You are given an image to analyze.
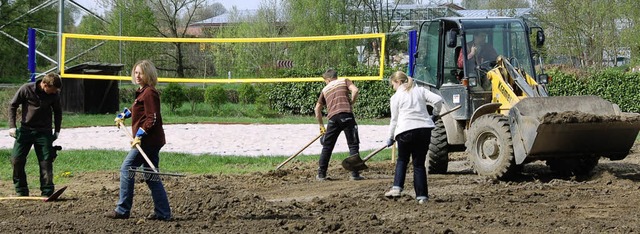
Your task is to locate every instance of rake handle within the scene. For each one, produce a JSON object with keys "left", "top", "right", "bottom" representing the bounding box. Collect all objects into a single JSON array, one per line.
[
  {"left": 362, "top": 144, "right": 389, "bottom": 162},
  {"left": 118, "top": 122, "right": 159, "bottom": 173},
  {"left": 276, "top": 133, "right": 324, "bottom": 170}
]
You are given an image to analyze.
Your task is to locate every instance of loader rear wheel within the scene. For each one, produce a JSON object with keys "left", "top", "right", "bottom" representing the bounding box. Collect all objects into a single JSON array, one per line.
[
  {"left": 546, "top": 157, "right": 600, "bottom": 176},
  {"left": 427, "top": 119, "right": 448, "bottom": 174},
  {"left": 466, "top": 114, "right": 518, "bottom": 180}
]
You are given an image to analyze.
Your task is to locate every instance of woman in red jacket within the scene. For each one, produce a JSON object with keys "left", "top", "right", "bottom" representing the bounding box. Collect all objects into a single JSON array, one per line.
[{"left": 107, "top": 60, "right": 172, "bottom": 221}]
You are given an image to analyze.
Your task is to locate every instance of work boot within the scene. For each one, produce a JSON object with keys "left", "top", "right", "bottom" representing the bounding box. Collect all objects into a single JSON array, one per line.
[
  {"left": 384, "top": 187, "right": 402, "bottom": 198},
  {"left": 316, "top": 171, "right": 328, "bottom": 181},
  {"left": 105, "top": 211, "right": 130, "bottom": 219},
  {"left": 39, "top": 160, "right": 55, "bottom": 197},
  {"left": 147, "top": 213, "right": 173, "bottom": 221},
  {"left": 417, "top": 196, "right": 429, "bottom": 204},
  {"left": 350, "top": 171, "right": 365, "bottom": 181}
]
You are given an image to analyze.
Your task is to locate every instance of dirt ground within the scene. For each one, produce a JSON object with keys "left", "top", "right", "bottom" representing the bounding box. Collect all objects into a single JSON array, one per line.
[{"left": 0, "top": 140, "right": 638, "bottom": 234}]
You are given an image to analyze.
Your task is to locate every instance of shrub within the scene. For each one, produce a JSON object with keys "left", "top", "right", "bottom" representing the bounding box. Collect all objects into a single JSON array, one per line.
[
  {"left": 226, "top": 89, "right": 239, "bottom": 104},
  {"left": 238, "top": 83, "right": 258, "bottom": 104},
  {"left": 260, "top": 66, "right": 396, "bottom": 118},
  {"left": 185, "top": 86, "right": 205, "bottom": 113},
  {"left": 547, "top": 68, "right": 640, "bottom": 113},
  {"left": 0, "top": 87, "right": 19, "bottom": 124},
  {"left": 162, "top": 83, "right": 187, "bottom": 112},
  {"left": 119, "top": 86, "right": 137, "bottom": 105},
  {"left": 204, "top": 85, "right": 228, "bottom": 110}
]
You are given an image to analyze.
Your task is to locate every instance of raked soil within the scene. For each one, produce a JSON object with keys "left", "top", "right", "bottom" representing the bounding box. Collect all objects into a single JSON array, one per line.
[{"left": 1, "top": 124, "right": 640, "bottom": 233}]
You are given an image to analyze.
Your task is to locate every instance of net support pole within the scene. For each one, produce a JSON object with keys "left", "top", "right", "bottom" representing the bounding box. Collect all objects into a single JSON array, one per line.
[
  {"left": 57, "top": 0, "right": 64, "bottom": 73},
  {"left": 28, "top": 28, "right": 36, "bottom": 82},
  {"left": 407, "top": 30, "right": 417, "bottom": 77}
]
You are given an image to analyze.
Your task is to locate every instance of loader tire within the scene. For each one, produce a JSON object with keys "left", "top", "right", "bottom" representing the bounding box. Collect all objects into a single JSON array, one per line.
[
  {"left": 466, "top": 114, "right": 518, "bottom": 180},
  {"left": 546, "top": 157, "right": 600, "bottom": 176},
  {"left": 427, "top": 119, "right": 449, "bottom": 174}
]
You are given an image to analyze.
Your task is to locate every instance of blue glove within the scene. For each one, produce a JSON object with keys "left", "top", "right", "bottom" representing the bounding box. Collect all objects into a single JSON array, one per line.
[
  {"left": 117, "top": 108, "right": 132, "bottom": 119},
  {"left": 135, "top": 127, "right": 147, "bottom": 138},
  {"left": 386, "top": 138, "right": 396, "bottom": 147},
  {"left": 114, "top": 108, "right": 132, "bottom": 128}
]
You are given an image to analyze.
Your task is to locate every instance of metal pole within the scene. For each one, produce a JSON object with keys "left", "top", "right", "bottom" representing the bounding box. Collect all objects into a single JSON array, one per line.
[
  {"left": 57, "top": 0, "right": 64, "bottom": 73},
  {"left": 119, "top": 4, "right": 122, "bottom": 64},
  {"left": 28, "top": 28, "right": 36, "bottom": 82}
]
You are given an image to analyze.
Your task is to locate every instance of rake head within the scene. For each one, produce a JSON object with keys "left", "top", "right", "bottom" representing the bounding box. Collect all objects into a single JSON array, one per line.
[{"left": 126, "top": 167, "right": 186, "bottom": 182}]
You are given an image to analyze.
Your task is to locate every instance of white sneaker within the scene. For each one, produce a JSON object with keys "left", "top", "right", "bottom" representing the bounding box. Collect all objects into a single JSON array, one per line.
[
  {"left": 417, "top": 196, "right": 429, "bottom": 204},
  {"left": 316, "top": 174, "right": 328, "bottom": 181},
  {"left": 384, "top": 187, "right": 402, "bottom": 197}
]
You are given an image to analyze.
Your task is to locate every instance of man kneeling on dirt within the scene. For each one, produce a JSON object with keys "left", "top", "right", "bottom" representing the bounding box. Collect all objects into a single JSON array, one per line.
[
  {"left": 8, "top": 73, "right": 62, "bottom": 197},
  {"left": 315, "top": 68, "right": 364, "bottom": 181}
]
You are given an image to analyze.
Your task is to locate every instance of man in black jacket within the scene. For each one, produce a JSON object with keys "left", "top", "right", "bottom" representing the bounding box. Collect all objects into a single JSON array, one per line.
[{"left": 8, "top": 72, "right": 62, "bottom": 197}]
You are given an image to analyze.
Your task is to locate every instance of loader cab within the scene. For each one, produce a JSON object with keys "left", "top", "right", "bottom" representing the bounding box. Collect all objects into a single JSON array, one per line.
[{"left": 412, "top": 17, "right": 540, "bottom": 119}]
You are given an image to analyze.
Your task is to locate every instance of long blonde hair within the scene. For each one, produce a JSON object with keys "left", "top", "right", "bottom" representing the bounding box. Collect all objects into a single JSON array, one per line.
[
  {"left": 131, "top": 60, "right": 159, "bottom": 87},
  {"left": 389, "top": 71, "right": 414, "bottom": 91}
]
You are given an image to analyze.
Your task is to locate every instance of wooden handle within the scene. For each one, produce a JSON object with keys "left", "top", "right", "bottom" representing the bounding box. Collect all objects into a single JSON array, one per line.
[
  {"left": 363, "top": 144, "right": 389, "bottom": 162},
  {"left": 119, "top": 122, "right": 159, "bottom": 172},
  {"left": 276, "top": 133, "right": 324, "bottom": 170}
]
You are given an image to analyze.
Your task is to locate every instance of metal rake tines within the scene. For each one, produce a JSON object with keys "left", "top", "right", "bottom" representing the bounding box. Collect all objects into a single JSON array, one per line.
[{"left": 127, "top": 166, "right": 186, "bottom": 181}]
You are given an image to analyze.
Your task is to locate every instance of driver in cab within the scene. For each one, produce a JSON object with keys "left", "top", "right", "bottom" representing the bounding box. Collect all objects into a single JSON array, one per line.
[{"left": 457, "top": 31, "right": 498, "bottom": 70}]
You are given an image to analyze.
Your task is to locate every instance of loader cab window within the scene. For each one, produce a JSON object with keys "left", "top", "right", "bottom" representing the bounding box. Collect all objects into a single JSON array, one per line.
[
  {"left": 414, "top": 21, "right": 438, "bottom": 86},
  {"left": 444, "top": 29, "right": 462, "bottom": 84},
  {"left": 459, "top": 29, "right": 498, "bottom": 90},
  {"left": 505, "top": 23, "right": 535, "bottom": 79},
  {"left": 460, "top": 29, "right": 499, "bottom": 75}
]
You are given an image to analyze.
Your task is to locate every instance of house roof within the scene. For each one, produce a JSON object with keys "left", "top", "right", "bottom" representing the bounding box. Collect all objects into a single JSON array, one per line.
[
  {"left": 190, "top": 6, "right": 533, "bottom": 27},
  {"left": 455, "top": 8, "right": 532, "bottom": 18},
  {"left": 191, "top": 10, "right": 258, "bottom": 26}
]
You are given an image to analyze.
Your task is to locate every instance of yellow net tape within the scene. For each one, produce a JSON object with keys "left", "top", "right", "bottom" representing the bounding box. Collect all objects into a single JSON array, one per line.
[{"left": 61, "top": 33, "right": 386, "bottom": 83}]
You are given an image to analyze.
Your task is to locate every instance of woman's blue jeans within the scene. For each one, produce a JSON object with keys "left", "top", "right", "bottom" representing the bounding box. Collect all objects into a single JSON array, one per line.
[
  {"left": 115, "top": 145, "right": 171, "bottom": 219},
  {"left": 393, "top": 128, "right": 432, "bottom": 199}
]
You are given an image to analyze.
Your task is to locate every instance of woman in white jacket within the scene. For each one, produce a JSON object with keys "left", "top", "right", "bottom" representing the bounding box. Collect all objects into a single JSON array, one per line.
[{"left": 384, "top": 71, "right": 443, "bottom": 204}]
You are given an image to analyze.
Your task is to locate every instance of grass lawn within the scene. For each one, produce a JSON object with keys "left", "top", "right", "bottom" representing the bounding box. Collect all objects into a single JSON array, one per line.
[{"left": 0, "top": 147, "right": 395, "bottom": 188}]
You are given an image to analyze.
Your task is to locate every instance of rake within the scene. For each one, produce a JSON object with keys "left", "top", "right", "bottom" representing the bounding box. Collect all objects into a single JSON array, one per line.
[{"left": 118, "top": 122, "right": 185, "bottom": 181}]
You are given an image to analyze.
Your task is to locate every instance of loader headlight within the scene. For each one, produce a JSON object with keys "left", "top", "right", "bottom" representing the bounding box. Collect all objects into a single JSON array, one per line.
[
  {"left": 468, "top": 77, "right": 477, "bottom": 87},
  {"left": 538, "top": 74, "right": 549, "bottom": 84}
]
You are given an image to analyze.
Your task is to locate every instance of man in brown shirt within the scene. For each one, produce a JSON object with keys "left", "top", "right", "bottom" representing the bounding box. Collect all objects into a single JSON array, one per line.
[{"left": 314, "top": 69, "right": 364, "bottom": 181}]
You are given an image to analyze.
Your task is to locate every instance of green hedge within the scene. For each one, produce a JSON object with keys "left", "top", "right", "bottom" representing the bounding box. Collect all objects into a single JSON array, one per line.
[
  {"left": 119, "top": 66, "right": 400, "bottom": 118},
  {"left": 546, "top": 68, "right": 640, "bottom": 113},
  {"left": 261, "top": 66, "right": 397, "bottom": 118}
]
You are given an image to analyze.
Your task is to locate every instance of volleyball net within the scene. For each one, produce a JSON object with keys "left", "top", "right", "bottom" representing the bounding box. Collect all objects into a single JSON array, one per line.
[{"left": 61, "top": 33, "right": 386, "bottom": 83}]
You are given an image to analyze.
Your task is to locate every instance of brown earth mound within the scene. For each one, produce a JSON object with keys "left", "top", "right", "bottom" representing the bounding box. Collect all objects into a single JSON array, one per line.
[{"left": 541, "top": 111, "right": 640, "bottom": 124}]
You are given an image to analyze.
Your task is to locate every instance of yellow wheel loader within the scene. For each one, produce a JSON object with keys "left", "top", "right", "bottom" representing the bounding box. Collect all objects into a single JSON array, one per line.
[{"left": 412, "top": 17, "right": 640, "bottom": 179}]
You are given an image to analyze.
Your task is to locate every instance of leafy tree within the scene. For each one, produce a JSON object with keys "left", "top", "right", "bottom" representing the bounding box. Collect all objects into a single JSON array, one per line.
[
  {"left": 285, "top": 0, "right": 352, "bottom": 68},
  {"left": 210, "top": 3, "right": 287, "bottom": 78},
  {"left": 0, "top": 0, "right": 75, "bottom": 78},
  {"left": 73, "top": 0, "right": 158, "bottom": 71},
  {"left": 533, "top": 0, "right": 621, "bottom": 68}
]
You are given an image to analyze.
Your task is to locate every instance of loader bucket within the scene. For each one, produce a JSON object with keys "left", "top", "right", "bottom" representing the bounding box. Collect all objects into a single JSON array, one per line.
[{"left": 509, "top": 96, "right": 640, "bottom": 164}]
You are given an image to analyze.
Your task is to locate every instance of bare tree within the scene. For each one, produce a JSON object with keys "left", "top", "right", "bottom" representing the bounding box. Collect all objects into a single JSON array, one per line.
[{"left": 147, "top": 0, "right": 207, "bottom": 77}]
